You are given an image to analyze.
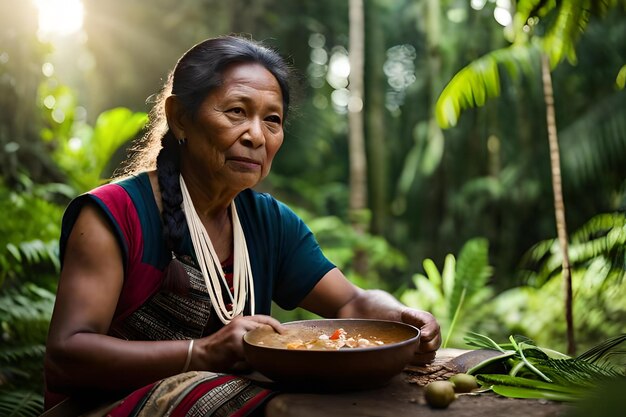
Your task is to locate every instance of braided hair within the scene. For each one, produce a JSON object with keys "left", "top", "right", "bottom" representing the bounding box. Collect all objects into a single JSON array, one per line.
[{"left": 115, "top": 35, "right": 293, "bottom": 290}]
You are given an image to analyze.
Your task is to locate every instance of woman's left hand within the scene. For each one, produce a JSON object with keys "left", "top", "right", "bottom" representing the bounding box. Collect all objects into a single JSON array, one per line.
[
  {"left": 298, "top": 269, "right": 442, "bottom": 364},
  {"left": 400, "top": 308, "right": 441, "bottom": 365}
]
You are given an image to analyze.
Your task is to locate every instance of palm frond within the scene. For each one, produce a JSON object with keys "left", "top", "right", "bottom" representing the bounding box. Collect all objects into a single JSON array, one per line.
[
  {"left": 534, "top": 357, "right": 624, "bottom": 387},
  {"left": 589, "top": 0, "right": 626, "bottom": 16},
  {"left": 437, "top": 0, "right": 624, "bottom": 130},
  {"left": 520, "top": 212, "right": 626, "bottom": 285},
  {"left": 515, "top": 0, "right": 556, "bottom": 23},
  {"left": 571, "top": 213, "right": 626, "bottom": 244},
  {"left": 576, "top": 334, "right": 626, "bottom": 365},
  {"left": 560, "top": 92, "right": 626, "bottom": 187},
  {"left": 435, "top": 45, "right": 537, "bottom": 128},
  {"left": 541, "top": 0, "right": 592, "bottom": 66}
]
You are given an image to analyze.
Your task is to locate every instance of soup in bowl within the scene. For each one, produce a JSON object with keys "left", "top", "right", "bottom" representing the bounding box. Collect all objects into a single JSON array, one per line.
[{"left": 243, "top": 318, "right": 420, "bottom": 391}]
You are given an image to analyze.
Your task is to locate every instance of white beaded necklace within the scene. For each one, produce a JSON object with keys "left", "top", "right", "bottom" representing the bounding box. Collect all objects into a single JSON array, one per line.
[{"left": 179, "top": 175, "right": 255, "bottom": 324}]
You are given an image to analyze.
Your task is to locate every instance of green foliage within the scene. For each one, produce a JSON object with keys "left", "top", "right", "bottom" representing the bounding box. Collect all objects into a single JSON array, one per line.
[
  {"left": 532, "top": 0, "right": 591, "bottom": 66},
  {"left": 399, "top": 238, "right": 493, "bottom": 348},
  {"left": 271, "top": 206, "right": 408, "bottom": 323},
  {"left": 0, "top": 390, "right": 44, "bottom": 417},
  {"left": 435, "top": 0, "right": 625, "bottom": 129},
  {"left": 0, "top": 0, "right": 623, "bottom": 414},
  {"left": 436, "top": 45, "right": 535, "bottom": 128},
  {"left": 0, "top": 81, "right": 147, "bottom": 416},
  {"left": 294, "top": 208, "right": 407, "bottom": 290},
  {"left": 0, "top": 284, "right": 54, "bottom": 417},
  {"left": 39, "top": 84, "right": 148, "bottom": 193},
  {"left": 566, "top": 377, "right": 626, "bottom": 417},
  {"left": 559, "top": 93, "right": 626, "bottom": 188},
  {"left": 465, "top": 332, "right": 626, "bottom": 402},
  {"left": 0, "top": 176, "right": 67, "bottom": 287},
  {"left": 475, "top": 212, "right": 626, "bottom": 353},
  {"left": 617, "top": 65, "right": 626, "bottom": 89},
  {"left": 522, "top": 212, "right": 626, "bottom": 286}
]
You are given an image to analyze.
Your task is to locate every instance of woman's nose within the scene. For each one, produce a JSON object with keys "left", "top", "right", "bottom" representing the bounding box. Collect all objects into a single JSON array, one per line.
[{"left": 241, "top": 118, "right": 264, "bottom": 148}]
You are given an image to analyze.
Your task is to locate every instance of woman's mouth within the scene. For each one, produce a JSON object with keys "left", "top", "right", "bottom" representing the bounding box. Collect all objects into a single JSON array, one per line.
[{"left": 227, "top": 157, "right": 262, "bottom": 171}]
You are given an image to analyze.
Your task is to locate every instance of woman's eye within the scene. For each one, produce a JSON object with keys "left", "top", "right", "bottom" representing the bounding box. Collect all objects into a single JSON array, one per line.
[
  {"left": 266, "top": 115, "right": 282, "bottom": 124},
  {"left": 228, "top": 107, "right": 244, "bottom": 115}
]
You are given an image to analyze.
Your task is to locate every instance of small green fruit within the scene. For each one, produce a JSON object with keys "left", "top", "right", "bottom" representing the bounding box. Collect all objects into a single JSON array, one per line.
[
  {"left": 424, "top": 380, "right": 456, "bottom": 409},
  {"left": 449, "top": 373, "right": 479, "bottom": 393}
]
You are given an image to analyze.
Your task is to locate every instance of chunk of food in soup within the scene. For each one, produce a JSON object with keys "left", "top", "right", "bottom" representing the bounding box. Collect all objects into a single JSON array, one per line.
[{"left": 285, "top": 328, "right": 385, "bottom": 350}]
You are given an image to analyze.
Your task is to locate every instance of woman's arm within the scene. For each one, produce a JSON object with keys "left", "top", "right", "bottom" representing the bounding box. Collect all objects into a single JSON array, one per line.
[
  {"left": 45, "top": 203, "right": 193, "bottom": 393},
  {"left": 298, "top": 268, "right": 441, "bottom": 363},
  {"left": 45, "top": 203, "right": 281, "bottom": 394}
]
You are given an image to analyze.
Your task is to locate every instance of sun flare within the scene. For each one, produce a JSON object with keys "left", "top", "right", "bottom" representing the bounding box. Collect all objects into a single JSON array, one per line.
[{"left": 34, "top": 0, "right": 84, "bottom": 37}]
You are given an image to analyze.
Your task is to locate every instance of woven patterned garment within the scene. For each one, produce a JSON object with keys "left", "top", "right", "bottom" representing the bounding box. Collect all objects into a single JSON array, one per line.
[
  {"left": 107, "top": 372, "right": 273, "bottom": 417},
  {"left": 103, "top": 252, "right": 273, "bottom": 417},
  {"left": 110, "top": 254, "right": 223, "bottom": 341}
]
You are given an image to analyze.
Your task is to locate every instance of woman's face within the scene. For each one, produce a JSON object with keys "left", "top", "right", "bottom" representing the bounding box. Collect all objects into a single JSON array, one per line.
[{"left": 180, "top": 62, "right": 284, "bottom": 192}]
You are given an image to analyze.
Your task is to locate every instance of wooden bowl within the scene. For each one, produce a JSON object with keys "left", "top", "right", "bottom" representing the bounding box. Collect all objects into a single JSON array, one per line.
[{"left": 243, "top": 318, "right": 420, "bottom": 391}]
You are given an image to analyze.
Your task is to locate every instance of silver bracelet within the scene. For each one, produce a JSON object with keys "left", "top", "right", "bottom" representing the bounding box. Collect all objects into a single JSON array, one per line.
[{"left": 182, "top": 339, "right": 194, "bottom": 373}]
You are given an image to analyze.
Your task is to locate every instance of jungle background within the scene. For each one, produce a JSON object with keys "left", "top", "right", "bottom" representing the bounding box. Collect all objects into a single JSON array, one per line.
[{"left": 0, "top": 0, "right": 625, "bottom": 414}]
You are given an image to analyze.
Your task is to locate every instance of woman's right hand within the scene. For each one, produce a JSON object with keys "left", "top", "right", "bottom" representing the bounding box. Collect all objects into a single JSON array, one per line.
[{"left": 192, "top": 315, "right": 283, "bottom": 372}]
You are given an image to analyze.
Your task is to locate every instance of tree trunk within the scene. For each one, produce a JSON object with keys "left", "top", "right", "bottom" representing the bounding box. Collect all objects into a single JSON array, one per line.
[
  {"left": 541, "top": 53, "right": 575, "bottom": 356},
  {"left": 348, "top": 0, "right": 367, "bottom": 216},
  {"left": 365, "top": 1, "right": 387, "bottom": 235},
  {"left": 348, "top": 0, "right": 368, "bottom": 275}
]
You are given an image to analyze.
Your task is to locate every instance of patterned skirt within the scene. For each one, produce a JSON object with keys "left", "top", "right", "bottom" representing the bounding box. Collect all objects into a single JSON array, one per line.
[{"left": 81, "top": 371, "right": 274, "bottom": 417}]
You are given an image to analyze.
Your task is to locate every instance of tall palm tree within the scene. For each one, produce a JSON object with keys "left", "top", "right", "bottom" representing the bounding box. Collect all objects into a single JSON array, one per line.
[{"left": 434, "top": 0, "right": 626, "bottom": 355}]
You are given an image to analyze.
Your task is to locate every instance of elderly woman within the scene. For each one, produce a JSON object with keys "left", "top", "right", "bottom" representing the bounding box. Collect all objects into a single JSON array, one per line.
[{"left": 43, "top": 35, "right": 440, "bottom": 416}]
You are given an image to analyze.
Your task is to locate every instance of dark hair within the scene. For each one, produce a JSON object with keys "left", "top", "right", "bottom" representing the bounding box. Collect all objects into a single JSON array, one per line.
[{"left": 116, "top": 35, "right": 292, "bottom": 286}]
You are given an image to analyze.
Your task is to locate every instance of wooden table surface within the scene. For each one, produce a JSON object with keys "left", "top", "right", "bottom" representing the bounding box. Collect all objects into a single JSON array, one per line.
[{"left": 262, "top": 349, "right": 573, "bottom": 417}]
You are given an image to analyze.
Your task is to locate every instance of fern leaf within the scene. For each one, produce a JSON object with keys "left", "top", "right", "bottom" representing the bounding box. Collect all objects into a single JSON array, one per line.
[
  {"left": 447, "top": 238, "right": 492, "bottom": 322},
  {"left": 0, "top": 345, "right": 46, "bottom": 363},
  {"left": 0, "top": 390, "right": 44, "bottom": 417}
]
